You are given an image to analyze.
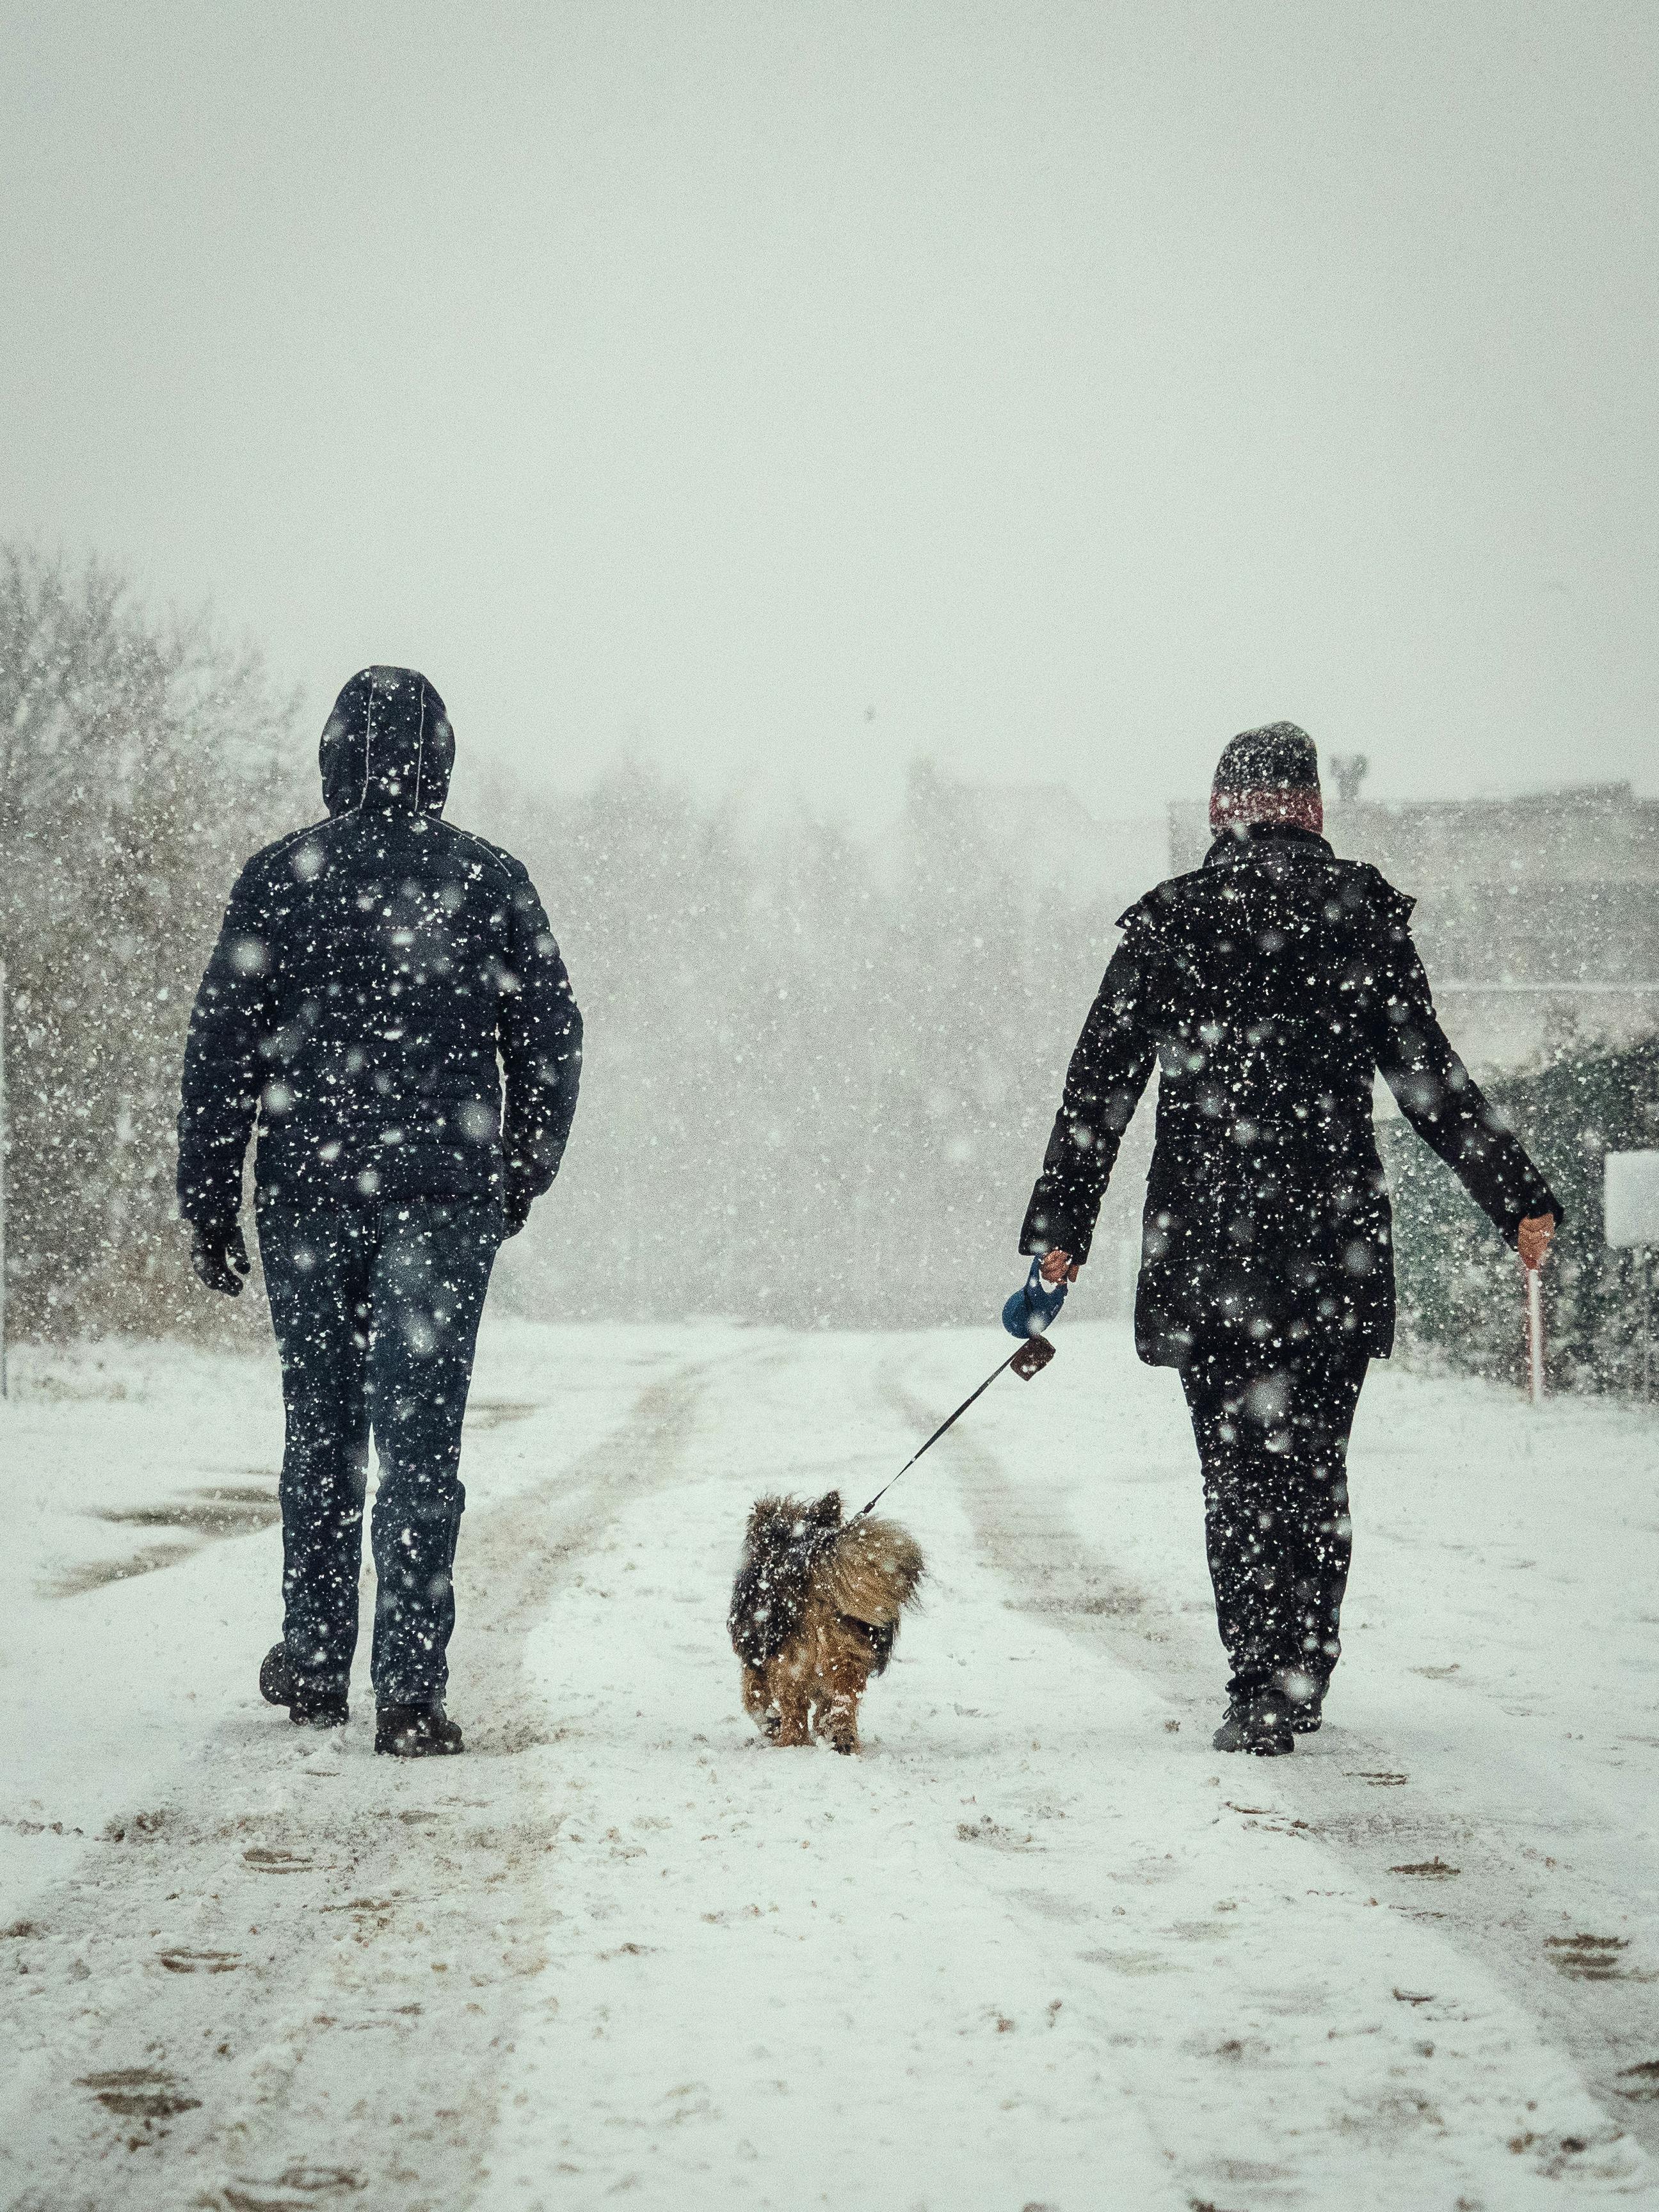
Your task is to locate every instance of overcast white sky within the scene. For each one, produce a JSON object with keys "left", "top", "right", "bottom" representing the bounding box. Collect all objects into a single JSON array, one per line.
[{"left": 2, "top": 1, "right": 1653, "bottom": 827}]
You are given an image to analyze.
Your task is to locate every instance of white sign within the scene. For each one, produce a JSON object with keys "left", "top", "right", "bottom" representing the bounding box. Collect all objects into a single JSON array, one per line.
[{"left": 1604, "top": 1150, "right": 1659, "bottom": 1249}]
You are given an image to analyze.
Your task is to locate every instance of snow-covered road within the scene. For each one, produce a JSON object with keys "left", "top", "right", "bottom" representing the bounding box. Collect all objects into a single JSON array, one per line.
[{"left": 4, "top": 1321, "right": 1658, "bottom": 2211}]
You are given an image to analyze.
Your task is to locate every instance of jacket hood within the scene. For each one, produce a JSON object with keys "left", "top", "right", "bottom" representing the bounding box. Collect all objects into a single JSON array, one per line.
[{"left": 319, "top": 666, "right": 454, "bottom": 818}]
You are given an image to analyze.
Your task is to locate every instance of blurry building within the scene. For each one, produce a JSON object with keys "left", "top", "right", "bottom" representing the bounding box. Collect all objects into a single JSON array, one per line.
[
  {"left": 965, "top": 786, "right": 1167, "bottom": 918},
  {"left": 1169, "top": 778, "right": 1659, "bottom": 1074}
]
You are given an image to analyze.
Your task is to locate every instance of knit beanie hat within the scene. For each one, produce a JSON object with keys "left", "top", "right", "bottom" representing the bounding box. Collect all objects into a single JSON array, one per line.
[{"left": 1210, "top": 723, "right": 1323, "bottom": 835}]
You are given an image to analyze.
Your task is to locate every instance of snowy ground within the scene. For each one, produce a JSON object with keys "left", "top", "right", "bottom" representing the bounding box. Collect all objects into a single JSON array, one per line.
[{"left": 3, "top": 1318, "right": 1658, "bottom": 2212}]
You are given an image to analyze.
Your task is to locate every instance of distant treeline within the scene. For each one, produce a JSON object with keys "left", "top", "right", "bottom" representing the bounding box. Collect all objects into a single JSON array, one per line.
[
  {"left": 488, "top": 758, "right": 1155, "bottom": 1331},
  {"left": 8, "top": 547, "right": 1639, "bottom": 1386},
  {"left": 0, "top": 547, "right": 1151, "bottom": 1343}
]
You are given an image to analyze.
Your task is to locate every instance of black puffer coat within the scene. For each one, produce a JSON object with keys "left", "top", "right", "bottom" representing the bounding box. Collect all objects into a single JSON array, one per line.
[
  {"left": 179, "top": 667, "right": 582, "bottom": 1230},
  {"left": 1021, "top": 824, "right": 1560, "bottom": 1367}
]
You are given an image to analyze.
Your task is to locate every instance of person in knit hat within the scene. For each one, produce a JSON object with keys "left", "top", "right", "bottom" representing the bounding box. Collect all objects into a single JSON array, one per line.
[
  {"left": 1208, "top": 721, "right": 1325, "bottom": 835},
  {"left": 1019, "top": 723, "right": 1560, "bottom": 1755}
]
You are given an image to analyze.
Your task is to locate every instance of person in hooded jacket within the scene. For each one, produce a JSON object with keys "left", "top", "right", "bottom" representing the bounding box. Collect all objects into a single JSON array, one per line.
[
  {"left": 1020, "top": 724, "right": 1560, "bottom": 1756},
  {"left": 179, "top": 666, "right": 582, "bottom": 1757}
]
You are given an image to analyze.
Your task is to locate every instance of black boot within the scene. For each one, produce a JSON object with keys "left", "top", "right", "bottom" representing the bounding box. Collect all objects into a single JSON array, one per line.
[
  {"left": 259, "top": 1642, "right": 291, "bottom": 1706},
  {"left": 376, "top": 1704, "right": 465, "bottom": 1758},
  {"left": 1212, "top": 1688, "right": 1294, "bottom": 1757},
  {"left": 1288, "top": 1684, "right": 1326, "bottom": 1735},
  {"left": 259, "top": 1642, "right": 349, "bottom": 1729}
]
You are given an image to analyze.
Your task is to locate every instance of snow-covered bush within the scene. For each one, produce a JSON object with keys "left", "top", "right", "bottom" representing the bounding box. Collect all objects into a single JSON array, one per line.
[{"left": 1385, "top": 1038, "right": 1659, "bottom": 1395}]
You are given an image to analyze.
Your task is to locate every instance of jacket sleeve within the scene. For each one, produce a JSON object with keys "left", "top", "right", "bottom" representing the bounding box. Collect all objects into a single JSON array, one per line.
[
  {"left": 1020, "top": 930, "right": 1159, "bottom": 1265},
  {"left": 499, "top": 869, "right": 583, "bottom": 1205},
  {"left": 177, "top": 862, "right": 276, "bottom": 1228},
  {"left": 1368, "top": 920, "right": 1562, "bottom": 1244}
]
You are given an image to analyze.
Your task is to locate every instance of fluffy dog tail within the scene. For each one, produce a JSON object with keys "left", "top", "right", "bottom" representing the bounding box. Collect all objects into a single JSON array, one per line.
[{"left": 824, "top": 1516, "right": 924, "bottom": 1675}]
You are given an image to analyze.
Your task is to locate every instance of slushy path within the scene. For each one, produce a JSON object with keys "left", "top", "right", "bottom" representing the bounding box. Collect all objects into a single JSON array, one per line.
[{"left": 3, "top": 1322, "right": 1655, "bottom": 2209}]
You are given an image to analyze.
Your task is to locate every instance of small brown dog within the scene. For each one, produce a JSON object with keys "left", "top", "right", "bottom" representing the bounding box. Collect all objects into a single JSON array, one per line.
[{"left": 728, "top": 1490, "right": 924, "bottom": 1753}]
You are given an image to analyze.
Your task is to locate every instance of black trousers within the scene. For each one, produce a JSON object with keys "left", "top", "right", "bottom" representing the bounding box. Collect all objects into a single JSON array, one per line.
[
  {"left": 1179, "top": 1336, "right": 1368, "bottom": 1703},
  {"left": 256, "top": 1199, "right": 501, "bottom": 1706}
]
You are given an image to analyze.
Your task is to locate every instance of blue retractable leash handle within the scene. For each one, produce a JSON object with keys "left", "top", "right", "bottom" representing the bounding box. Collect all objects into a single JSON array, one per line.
[
  {"left": 1002, "top": 1254, "right": 1069, "bottom": 1342},
  {"left": 856, "top": 1260, "right": 1066, "bottom": 1519}
]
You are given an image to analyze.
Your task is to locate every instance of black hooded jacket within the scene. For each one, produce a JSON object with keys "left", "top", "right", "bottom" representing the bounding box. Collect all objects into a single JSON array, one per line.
[
  {"left": 1020, "top": 825, "right": 1560, "bottom": 1368},
  {"left": 179, "top": 667, "right": 582, "bottom": 1228}
]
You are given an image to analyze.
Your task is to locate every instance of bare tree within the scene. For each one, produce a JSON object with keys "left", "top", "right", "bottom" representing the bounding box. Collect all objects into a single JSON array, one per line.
[{"left": 0, "top": 547, "right": 305, "bottom": 1340}]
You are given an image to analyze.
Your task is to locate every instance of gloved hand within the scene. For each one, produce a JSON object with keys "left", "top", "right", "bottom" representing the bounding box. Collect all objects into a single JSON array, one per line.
[
  {"left": 190, "top": 1221, "right": 251, "bottom": 1296},
  {"left": 501, "top": 1183, "right": 534, "bottom": 1238}
]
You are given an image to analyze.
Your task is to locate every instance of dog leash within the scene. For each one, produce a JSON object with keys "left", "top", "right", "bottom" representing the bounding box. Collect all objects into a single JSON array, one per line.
[{"left": 855, "top": 1333, "right": 1055, "bottom": 1519}]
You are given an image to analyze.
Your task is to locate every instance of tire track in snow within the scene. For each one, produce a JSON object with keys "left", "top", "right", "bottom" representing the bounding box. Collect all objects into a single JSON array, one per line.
[
  {"left": 881, "top": 1372, "right": 1659, "bottom": 2168},
  {"left": 1, "top": 1359, "right": 716, "bottom": 2212},
  {"left": 476, "top": 1338, "right": 1198, "bottom": 2212}
]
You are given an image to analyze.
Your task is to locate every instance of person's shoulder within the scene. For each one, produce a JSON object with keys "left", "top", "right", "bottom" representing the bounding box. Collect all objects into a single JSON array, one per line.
[
  {"left": 234, "top": 819, "right": 337, "bottom": 895},
  {"left": 1321, "top": 852, "right": 1416, "bottom": 927},
  {"left": 430, "top": 819, "right": 525, "bottom": 880},
  {"left": 1114, "top": 864, "right": 1218, "bottom": 935},
  {"left": 432, "top": 821, "right": 547, "bottom": 914}
]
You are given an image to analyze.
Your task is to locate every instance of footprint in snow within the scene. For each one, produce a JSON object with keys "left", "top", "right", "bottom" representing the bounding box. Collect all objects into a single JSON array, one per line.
[
  {"left": 221, "top": 2166, "right": 366, "bottom": 2209},
  {"left": 956, "top": 1815, "right": 1038, "bottom": 1852},
  {"left": 159, "top": 1948, "right": 243, "bottom": 1973},
  {"left": 77, "top": 2067, "right": 200, "bottom": 2120},
  {"left": 243, "top": 1847, "right": 315, "bottom": 1873},
  {"left": 1546, "top": 1934, "right": 1653, "bottom": 1982}
]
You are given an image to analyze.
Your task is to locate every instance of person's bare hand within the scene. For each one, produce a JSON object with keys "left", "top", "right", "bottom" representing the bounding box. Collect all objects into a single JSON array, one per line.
[
  {"left": 1039, "top": 1249, "right": 1080, "bottom": 1286},
  {"left": 1518, "top": 1214, "right": 1556, "bottom": 1271}
]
